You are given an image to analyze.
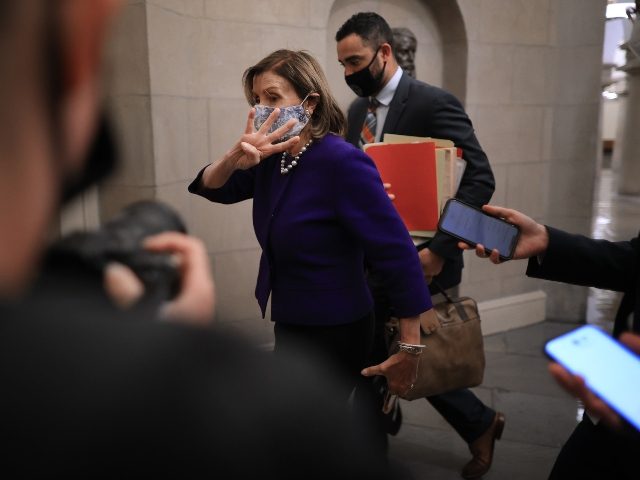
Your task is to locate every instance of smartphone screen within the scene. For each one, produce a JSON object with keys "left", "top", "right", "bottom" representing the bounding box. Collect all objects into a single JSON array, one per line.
[
  {"left": 438, "top": 199, "right": 520, "bottom": 259},
  {"left": 545, "top": 325, "right": 640, "bottom": 431}
]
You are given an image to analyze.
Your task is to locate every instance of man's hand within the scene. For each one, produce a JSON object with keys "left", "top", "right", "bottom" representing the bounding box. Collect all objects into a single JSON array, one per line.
[
  {"left": 418, "top": 248, "right": 444, "bottom": 284},
  {"left": 144, "top": 232, "right": 215, "bottom": 327},
  {"left": 103, "top": 262, "right": 145, "bottom": 309},
  {"left": 383, "top": 183, "right": 395, "bottom": 201},
  {"left": 458, "top": 204, "right": 549, "bottom": 264},
  {"left": 549, "top": 332, "right": 640, "bottom": 429}
]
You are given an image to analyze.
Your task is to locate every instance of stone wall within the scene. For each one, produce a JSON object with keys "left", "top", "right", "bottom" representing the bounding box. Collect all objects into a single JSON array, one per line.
[
  {"left": 98, "top": 0, "right": 607, "bottom": 340},
  {"left": 458, "top": 0, "right": 606, "bottom": 321}
]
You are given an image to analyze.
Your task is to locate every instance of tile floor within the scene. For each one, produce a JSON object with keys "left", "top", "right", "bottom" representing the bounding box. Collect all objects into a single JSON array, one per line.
[{"left": 389, "top": 321, "right": 577, "bottom": 479}]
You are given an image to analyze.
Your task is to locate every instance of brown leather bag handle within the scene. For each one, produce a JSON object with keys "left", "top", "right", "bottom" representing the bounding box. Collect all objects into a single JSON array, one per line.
[{"left": 431, "top": 279, "right": 469, "bottom": 322}]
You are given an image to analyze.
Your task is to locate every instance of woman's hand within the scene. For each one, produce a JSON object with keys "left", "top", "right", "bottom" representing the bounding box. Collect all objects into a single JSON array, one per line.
[
  {"left": 201, "top": 108, "right": 301, "bottom": 188},
  {"left": 232, "top": 108, "right": 301, "bottom": 170},
  {"left": 362, "top": 351, "right": 420, "bottom": 398},
  {"left": 361, "top": 313, "right": 423, "bottom": 397},
  {"left": 458, "top": 204, "right": 549, "bottom": 264}
]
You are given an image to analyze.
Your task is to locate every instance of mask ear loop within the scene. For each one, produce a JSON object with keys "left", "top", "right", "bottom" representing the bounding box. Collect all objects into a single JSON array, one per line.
[
  {"left": 300, "top": 93, "right": 311, "bottom": 104},
  {"left": 367, "top": 46, "right": 381, "bottom": 70},
  {"left": 372, "top": 45, "right": 387, "bottom": 85},
  {"left": 301, "top": 93, "right": 319, "bottom": 117}
]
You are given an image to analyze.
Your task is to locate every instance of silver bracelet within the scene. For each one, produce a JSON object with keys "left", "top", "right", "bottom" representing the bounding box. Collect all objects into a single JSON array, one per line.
[{"left": 397, "top": 342, "right": 426, "bottom": 356}]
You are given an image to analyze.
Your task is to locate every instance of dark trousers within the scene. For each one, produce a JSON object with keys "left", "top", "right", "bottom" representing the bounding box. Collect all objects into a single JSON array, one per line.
[
  {"left": 274, "top": 312, "right": 375, "bottom": 401},
  {"left": 549, "top": 415, "right": 638, "bottom": 479},
  {"left": 427, "top": 389, "right": 495, "bottom": 443},
  {"left": 360, "top": 277, "right": 495, "bottom": 448}
]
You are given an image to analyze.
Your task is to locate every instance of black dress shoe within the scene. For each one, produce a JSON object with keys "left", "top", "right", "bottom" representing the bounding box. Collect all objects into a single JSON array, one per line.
[{"left": 461, "top": 412, "right": 505, "bottom": 479}]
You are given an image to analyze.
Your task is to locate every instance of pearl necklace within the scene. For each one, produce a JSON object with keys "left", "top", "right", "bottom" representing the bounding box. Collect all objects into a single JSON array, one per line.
[{"left": 280, "top": 139, "right": 313, "bottom": 174}]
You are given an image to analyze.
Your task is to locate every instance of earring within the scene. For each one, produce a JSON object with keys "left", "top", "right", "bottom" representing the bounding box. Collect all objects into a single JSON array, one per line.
[{"left": 305, "top": 109, "right": 311, "bottom": 116}]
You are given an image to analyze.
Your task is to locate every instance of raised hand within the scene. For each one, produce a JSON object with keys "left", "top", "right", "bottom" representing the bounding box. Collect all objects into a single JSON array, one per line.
[
  {"left": 201, "top": 108, "right": 302, "bottom": 189},
  {"left": 233, "top": 108, "right": 301, "bottom": 170}
]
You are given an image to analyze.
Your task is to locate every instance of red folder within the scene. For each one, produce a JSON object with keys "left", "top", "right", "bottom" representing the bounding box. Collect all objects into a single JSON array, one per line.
[{"left": 364, "top": 142, "right": 439, "bottom": 232}]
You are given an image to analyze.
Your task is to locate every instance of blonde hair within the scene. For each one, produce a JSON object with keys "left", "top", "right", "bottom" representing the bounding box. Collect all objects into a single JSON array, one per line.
[{"left": 242, "top": 50, "right": 346, "bottom": 139}]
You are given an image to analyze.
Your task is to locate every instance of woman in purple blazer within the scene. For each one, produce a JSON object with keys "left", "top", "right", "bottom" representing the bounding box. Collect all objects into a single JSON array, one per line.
[{"left": 189, "top": 50, "right": 432, "bottom": 400}]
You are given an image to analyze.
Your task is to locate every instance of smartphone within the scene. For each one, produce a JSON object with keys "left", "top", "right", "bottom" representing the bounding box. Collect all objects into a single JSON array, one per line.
[
  {"left": 437, "top": 199, "right": 520, "bottom": 260},
  {"left": 545, "top": 325, "right": 640, "bottom": 432}
]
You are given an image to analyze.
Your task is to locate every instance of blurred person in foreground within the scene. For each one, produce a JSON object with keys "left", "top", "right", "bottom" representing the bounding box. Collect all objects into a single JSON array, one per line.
[
  {"left": 462, "top": 204, "right": 640, "bottom": 480},
  {"left": 188, "top": 49, "right": 433, "bottom": 406},
  {"left": 0, "top": 1, "right": 390, "bottom": 477}
]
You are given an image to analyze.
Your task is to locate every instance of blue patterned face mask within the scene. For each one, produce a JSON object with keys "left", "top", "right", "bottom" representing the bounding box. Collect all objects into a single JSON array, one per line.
[{"left": 253, "top": 94, "right": 311, "bottom": 141}]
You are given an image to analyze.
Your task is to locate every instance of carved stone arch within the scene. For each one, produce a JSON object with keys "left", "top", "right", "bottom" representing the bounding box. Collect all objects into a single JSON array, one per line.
[
  {"left": 426, "top": 0, "right": 468, "bottom": 103},
  {"left": 326, "top": 0, "right": 468, "bottom": 109}
]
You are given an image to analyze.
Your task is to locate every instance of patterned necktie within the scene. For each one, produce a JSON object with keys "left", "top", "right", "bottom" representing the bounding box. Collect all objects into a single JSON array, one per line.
[{"left": 360, "top": 98, "right": 380, "bottom": 147}]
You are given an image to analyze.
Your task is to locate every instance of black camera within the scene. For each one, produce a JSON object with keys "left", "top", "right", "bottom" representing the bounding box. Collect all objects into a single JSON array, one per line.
[{"left": 49, "top": 201, "right": 187, "bottom": 302}]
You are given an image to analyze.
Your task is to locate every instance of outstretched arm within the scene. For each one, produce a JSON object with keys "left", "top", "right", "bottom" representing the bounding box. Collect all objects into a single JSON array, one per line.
[{"left": 461, "top": 204, "right": 638, "bottom": 293}]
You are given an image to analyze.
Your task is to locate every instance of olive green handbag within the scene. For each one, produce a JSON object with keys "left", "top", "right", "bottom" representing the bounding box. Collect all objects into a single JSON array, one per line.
[{"left": 385, "top": 287, "right": 485, "bottom": 400}]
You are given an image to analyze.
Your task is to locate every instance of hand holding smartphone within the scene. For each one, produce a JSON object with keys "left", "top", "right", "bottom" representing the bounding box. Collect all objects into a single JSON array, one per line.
[
  {"left": 437, "top": 199, "right": 520, "bottom": 260},
  {"left": 545, "top": 325, "right": 640, "bottom": 432}
]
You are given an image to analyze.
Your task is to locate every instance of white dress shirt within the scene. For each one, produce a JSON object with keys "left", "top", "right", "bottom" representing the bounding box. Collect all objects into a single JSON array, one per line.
[{"left": 373, "top": 66, "right": 403, "bottom": 142}]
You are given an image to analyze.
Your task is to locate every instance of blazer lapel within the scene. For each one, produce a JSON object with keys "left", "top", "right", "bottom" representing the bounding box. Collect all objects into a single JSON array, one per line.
[
  {"left": 266, "top": 159, "right": 293, "bottom": 225},
  {"left": 382, "top": 72, "right": 411, "bottom": 136},
  {"left": 254, "top": 155, "right": 294, "bottom": 243},
  {"left": 255, "top": 160, "right": 294, "bottom": 317}
]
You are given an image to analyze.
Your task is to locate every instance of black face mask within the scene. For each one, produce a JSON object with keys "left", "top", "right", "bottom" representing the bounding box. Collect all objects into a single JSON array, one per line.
[
  {"left": 344, "top": 47, "right": 387, "bottom": 97},
  {"left": 60, "top": 114, "right": 117, "bottom": 204},
  {"left": 43, "top": 4, "right": 117, "bottom": 206}
]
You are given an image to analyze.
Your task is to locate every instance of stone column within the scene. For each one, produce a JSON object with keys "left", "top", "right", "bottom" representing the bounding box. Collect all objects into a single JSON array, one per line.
[{"left": 617, "top": 4, "right": 640, "bottom": 195}]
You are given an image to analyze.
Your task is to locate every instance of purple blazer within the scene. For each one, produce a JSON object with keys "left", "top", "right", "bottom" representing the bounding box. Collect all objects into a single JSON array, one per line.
[{"left": 189, "top": 133, "right": 431, "bottom": 326}]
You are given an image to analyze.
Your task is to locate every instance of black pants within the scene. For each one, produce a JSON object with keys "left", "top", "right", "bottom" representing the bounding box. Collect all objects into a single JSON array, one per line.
[
  {"left": 274, "top": 312, "right": 375, "bottom": 401},
  {"left": 549, "top": 415, "right": 639, "bottom": 479}
]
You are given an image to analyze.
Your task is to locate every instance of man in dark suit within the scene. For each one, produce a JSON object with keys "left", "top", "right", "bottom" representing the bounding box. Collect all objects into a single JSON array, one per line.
[
  {"left": 336, "top": 12, "right": 503, "bottom": 479},
  {"left": 465, "top": 204, "right": 640, "bottom": 479}
]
